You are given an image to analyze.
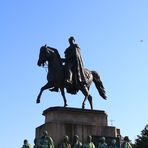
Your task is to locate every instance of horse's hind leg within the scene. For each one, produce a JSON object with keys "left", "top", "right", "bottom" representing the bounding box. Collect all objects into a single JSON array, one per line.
[
  {"left": 36, "top": 83, "right": 51, "bottom": 103},
  {"left": 88, "top": 95, "right": 93, "bottom": 110},
  {"left": 60, "top": 88, "right": 68, "bottom": 107},
  {"left": 82, "top": 96, "right": 87, "bottom": 109},
  {"left": 82, "top": 95, "right": 93, "bottom": 110},
  {"left": 81, "top": 85, "right": 93, "bottom": 110},
  {"left": 81, "top": 86, "right": 91, "bottom": 109}
]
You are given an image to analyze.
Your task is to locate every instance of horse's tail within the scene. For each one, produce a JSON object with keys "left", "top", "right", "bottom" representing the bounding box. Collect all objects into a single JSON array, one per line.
[{"left": 91, "top": 71, "right": 107, "bottom": 100}]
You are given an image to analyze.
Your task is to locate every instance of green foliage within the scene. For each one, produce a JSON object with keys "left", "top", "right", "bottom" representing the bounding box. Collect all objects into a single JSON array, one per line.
[{"left": 134, "top": 124, "right": 148, "bottom": 148}]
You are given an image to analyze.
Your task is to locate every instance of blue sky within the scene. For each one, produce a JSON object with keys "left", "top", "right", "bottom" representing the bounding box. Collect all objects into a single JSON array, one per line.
[{"left": 0, "top": 0, "right": 148, "bottom": 147}]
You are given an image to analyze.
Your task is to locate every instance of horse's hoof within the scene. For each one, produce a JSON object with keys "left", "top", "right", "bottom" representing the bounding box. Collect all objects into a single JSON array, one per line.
[
  {"left": 82, "top": 103, "right": 85, "bottom": 109},
  {"left": 64, "top": 103, "right": 68, "bottom": 107},
  {"left": 36, "top": 99, "right": 40, "bottom": 104}
]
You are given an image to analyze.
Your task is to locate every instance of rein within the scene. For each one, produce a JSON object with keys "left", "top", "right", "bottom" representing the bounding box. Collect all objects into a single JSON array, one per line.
[{"left": 42, "top": 62, "right": 48, "bottom": 73}]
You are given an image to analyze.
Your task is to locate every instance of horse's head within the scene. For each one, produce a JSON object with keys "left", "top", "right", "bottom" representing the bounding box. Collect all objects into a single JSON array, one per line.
[
  {"left": 37, "top": 45, "right": 49, "bottom": 67},
  {"left": 37, "top": 45, "right": 62, "bottom": 69}
]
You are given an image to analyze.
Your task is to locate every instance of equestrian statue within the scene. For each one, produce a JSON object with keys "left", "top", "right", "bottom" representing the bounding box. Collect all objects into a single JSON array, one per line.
[{"left": 36, "top": 37, "right": 107, "bottom": 109}]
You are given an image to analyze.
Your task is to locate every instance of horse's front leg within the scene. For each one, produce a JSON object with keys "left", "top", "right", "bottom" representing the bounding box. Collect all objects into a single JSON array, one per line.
[
  {"left": 36, "top": 83, "right": 51, "bottom": 103},
  {"left": 60, "top": 88, "right": 68, "bottom": 107}
]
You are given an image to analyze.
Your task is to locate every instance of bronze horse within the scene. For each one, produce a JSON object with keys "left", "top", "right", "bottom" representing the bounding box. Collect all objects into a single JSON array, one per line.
[{"left": 36, "top": 45, "right": 107, "bottom": 109}]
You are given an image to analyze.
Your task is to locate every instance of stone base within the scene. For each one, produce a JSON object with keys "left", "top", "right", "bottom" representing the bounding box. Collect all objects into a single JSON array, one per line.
[{"left": 36, "top": 107, "right": 120, "bottom": 147}]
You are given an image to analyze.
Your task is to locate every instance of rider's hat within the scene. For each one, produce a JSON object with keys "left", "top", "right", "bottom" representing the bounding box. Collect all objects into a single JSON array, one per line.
[{"left": 68, "top": 36, "right": 75, "bottom": 42}]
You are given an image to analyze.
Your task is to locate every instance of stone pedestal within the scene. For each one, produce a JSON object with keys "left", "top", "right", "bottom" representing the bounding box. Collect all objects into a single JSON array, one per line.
[{"left": 36, "top": 107, "right": 120, "bottom": 147}]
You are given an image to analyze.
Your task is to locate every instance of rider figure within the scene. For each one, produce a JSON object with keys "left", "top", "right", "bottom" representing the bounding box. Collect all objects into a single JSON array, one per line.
[{"left": 64, "top": 36, "right": 87, "bottom": 86}]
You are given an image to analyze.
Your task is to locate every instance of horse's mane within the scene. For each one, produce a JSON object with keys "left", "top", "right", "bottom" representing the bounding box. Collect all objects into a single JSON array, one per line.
[{"left": 46, "top": 46, "right": 62, "bottom": 64}]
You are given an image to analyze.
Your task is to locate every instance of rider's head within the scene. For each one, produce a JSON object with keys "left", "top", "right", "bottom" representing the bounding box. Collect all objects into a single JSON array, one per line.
[
  {"left": 68, "top": 36, "right": 75, "bottom": 44},
  {"left": 24, "top": 139, "right": 28, "bottom": 144}
]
